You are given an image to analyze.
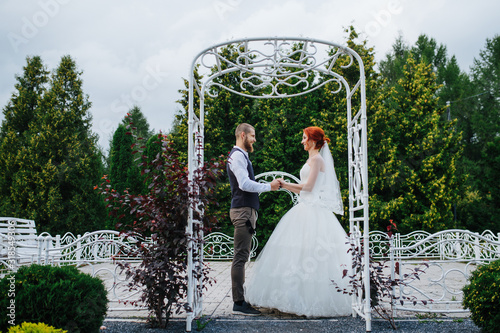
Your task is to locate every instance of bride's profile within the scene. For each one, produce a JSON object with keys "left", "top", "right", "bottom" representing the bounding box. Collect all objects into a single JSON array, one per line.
[{"left": 244, "top": 126, "right": 352, "bottom": 317}]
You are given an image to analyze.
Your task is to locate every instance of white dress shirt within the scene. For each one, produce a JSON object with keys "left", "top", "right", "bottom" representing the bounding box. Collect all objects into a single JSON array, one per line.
[{"left": 228, "top": 146, "right": 271, "bottom": 193}]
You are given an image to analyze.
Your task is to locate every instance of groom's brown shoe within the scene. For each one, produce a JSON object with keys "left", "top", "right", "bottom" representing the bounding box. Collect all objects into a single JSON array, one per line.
[{"left": 232, "top": 301, "right": 261, "bottom": 316}]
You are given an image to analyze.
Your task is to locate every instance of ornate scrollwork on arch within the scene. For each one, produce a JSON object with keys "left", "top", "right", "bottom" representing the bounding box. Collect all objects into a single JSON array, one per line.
[
  {"left": 198, "top": 38, "right": 356, "bottom": 99},
  {"left": 350, "top": 120, "right": 365, "bottom": 207}
]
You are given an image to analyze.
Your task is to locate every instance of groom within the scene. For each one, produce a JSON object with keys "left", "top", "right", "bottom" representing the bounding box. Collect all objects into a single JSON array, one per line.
[{"left": 227, "top": 123, "right": 280, "bottom": 316}]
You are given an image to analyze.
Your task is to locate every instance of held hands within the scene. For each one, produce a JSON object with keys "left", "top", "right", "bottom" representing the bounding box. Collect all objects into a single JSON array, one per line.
[
  {"left": 270, "top": 179, "right": 280, "bottom": 191},
  {"left": 270, "top": 178, "right": 287, "bottom": 191}
]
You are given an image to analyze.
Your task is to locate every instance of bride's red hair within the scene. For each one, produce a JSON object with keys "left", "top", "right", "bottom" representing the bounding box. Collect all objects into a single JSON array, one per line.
[{"left": 303, "top": 126, "right": 330, "bottom": 149}]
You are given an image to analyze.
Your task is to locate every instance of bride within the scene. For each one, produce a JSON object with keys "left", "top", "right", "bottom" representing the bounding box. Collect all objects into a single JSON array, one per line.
[{"left": 244, "top": 126, "right": 352, "bottom": 317}]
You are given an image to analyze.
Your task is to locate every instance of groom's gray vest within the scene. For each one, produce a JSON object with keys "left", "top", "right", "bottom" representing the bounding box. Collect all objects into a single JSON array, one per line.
[{"left": 227, "top": 148, "right": 260, "bottom": 210}]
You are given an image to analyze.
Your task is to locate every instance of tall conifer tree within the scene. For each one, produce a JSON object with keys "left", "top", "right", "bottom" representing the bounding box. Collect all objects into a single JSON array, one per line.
[
  {"left": 369, "top": 55, "right": 462, "bottom": 232},
  {"left": 120, "top": 106, "right": 153, "bottom": 142},
  {"left": 457, "top": 35, "right": 500, "bottom": 232},
  {"left": 108, "top": 123, "right": 143, "bottom": 194},
  {"left": 0, "top": 56, "right": 106, "bottom": 234},
  {"left": 0, "top": 56, "right": 49, "bottom": 213}
]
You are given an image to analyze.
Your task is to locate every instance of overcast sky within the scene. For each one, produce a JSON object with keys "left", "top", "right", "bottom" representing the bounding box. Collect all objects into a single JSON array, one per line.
[{"left": 1, "top": 0, "right": 499, "bottom": 151}]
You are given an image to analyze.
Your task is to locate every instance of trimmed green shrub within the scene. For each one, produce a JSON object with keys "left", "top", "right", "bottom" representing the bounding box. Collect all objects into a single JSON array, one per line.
[
  {"left": 0, "top": 265, "right": 108, "bottom": 333},
  {"left": 462, "top": 259, "right": 500, "bottom": 333},
  {"left": 7, "top": 322, "right": 67, "bottom": 333}
]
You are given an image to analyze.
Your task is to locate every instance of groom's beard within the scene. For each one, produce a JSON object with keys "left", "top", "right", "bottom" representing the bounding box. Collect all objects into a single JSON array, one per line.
[{"left": 244, "top": 137, "right": 254, "bottom": 153}]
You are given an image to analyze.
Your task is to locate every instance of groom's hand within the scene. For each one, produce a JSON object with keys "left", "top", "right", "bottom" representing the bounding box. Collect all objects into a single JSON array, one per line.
[{"left": 270, "top": 179, "right": 280, "bottom": 191}]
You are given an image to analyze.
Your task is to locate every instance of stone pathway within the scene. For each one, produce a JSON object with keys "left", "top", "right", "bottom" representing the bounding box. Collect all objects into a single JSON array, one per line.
[
  {"left": 79, "top": 260, "right": 474, "bottom": 320},
  {"left": 79, "top": 261, "right": 251, "bottom": 319}
]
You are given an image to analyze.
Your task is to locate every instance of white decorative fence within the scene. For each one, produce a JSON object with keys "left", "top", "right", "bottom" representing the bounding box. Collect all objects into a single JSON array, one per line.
[
  {"left": 369, "top": 229, "right": 500, "bottom": 260},
  {"left": 0, "top": 229, "right": 258, "bottom": 272},
  {"left": 1, "top": 229, "right": 142, "bottom": 269},
  {"left": 203, "top": 232, "right": 258, "bottom": 260},
  {"left": 2, "top": 218, "right": 500, "bottom": 315},
  {"left": 0, "top": 220, "right": 258, "bottom": 313},
  {"left": 383, "top": 229, "right": 500, "bottom": 314}
]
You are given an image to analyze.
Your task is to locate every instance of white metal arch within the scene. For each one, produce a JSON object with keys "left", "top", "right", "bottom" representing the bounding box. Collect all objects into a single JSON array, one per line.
[{"left": 186, "top": 37, "right": 371, "bottom": 332}]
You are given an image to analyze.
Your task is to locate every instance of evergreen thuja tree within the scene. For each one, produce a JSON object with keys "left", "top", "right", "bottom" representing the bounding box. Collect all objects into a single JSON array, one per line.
[
  {"left": 2, "top": 55, "right": 106, "bottom": 234},
  {"left": 457, "top": 35, "right": 500, "bottom": 232},
  {"left": 369, "top": 55, "right": 462, "bottom": 233},
  {"left": 106, "top": 116, "right": 149, "bottom": 228},
  {"left": 0, "top": 56, "right": 49, "bottom": 214},
  {"left": 121, "top": 105, "right": 154, "bottom": 141},
  {"left": 109, "top": 123, "right": 143, "bottom": 194}
]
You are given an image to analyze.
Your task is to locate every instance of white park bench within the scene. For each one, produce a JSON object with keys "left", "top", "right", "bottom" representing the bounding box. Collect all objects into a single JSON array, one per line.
[{"left": 0, "top": 217, "right": 39, "bottom": 268}]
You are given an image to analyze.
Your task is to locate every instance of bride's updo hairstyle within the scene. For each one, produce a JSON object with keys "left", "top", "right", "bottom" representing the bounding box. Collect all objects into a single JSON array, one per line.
[{"left": 303, "top": 126, "right": 331, "bottom": 149}]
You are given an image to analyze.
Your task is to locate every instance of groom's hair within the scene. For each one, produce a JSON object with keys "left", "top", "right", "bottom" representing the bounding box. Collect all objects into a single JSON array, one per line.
[{"left": 235, "top": 123, "right": 254, "bottom": 138}]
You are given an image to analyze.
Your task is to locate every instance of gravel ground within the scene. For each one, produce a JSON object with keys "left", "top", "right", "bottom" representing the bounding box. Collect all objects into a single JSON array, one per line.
[{"left": 101, "top": 317, "right": 480, "bottom": 332}]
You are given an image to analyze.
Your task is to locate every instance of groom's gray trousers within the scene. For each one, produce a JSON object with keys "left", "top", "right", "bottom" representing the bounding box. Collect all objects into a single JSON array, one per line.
[{"left": 230, "top": 206, "right": 257, "bottom": 303}]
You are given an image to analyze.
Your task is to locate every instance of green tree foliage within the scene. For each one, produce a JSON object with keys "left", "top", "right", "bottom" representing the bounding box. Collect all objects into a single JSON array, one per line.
[
  {"left": 368, "top": 55, "right": 462, "bottom": 232},
  {"left": 379, "top": 33, "right": 470, "bottom": 113},
  {"left": 107, "top": 109, "right": 155, "bottom": 228},
  {"left": 109, "top": 124, "right": 143, "bottom": 194},
  {"left": 380, "top": 34, "right": 447, "bottom": 87},
  {"left": 109, "top": 107, "right": 153, "bottom": 194},
  {"left": 169, "top": 65, "right": 203, "bottom": 164},
  {"left": 104, "top": 105, "right": 153, "bottom": 170},
  {"left": 0, "top": 56, "right": 106, "bottom": 234},
  {"left": 0, "top": 56, "right": 49, "bottom": 213},
  {"left": 144, "top": 133, "right": 165, "bottom": 165},
  {"left": 377, "top": 33, "right": 493, "bottom": 232},
  {"left": 110, "top": 124, "right": 132, "bottom": 192},
  {"left": 412, "top": 34, "right": 448, "bottom": 75},
  {"left": 456, "top": 35, "right": 500, "bottom": 232},
  {"left": 470, "top": 35, "right": 500, "bottom": 151},
  {"left": 378, "top": 34, "right": 408, "bottom": 87},
  {"left": 120, "top": 105, "right": 153, "bottom": 141}
]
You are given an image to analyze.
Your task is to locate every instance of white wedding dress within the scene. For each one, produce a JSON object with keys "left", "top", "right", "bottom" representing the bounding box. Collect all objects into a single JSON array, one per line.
[{"left": 244, "top": 160, "right": 352, "bottom": 317}]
